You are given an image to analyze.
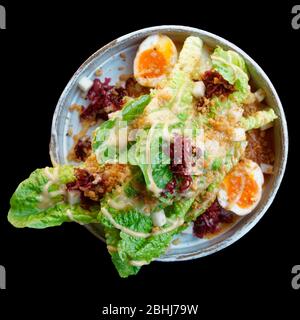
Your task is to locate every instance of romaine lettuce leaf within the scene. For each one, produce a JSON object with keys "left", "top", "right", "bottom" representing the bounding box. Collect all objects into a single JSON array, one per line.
[
  {"left": 92, "top": 95, "right": 151, "bottom": 164},
  {"left": 8, "top": 166, "right": 98, "bottom": 228},
  {"left": 122, "top": 94, "right": 151, "bottom": 121},
  {"left": 92, "top": 118, "right": 123, "bottom": 164},
  {"left": 101, "top": 207, "right": 185, "bottom": 278},
  {"left": 128, "top": 126, "right": 173, "bottom": 196},
  {"left": 92, "top": 118, "right": 116, "bottom": 151},
  {"left": 119, "top": 231, "right": 175, "bottom": 263},
  {"left": 165, "top": 197, "right": 194, "bottom": 219},
  {"left": 99, "top": 181, "right": 195, "bottom": 277},
  {"left": 176, "top": 36, "right": 203, "bottom": 79},
  {"left": 209, "top": 47, "right": 250, "bottom": 114},
  {"left": 110, "top": 251, "right": 140, "bottom": 278},
  {"left": 240, "top": 108, "right": 278, "bottom": 131},
  {"left": 100, "top": 207, "right": 153, "bottom": 233},
  {"left": 211, "top": 46, "right": 248, "bottom": 84},
  {"left": 199, "top": 45, "right": 212, "bottom": 75},
  {"left": 104, "top": 225, "right": 141, "bottom": 277}
]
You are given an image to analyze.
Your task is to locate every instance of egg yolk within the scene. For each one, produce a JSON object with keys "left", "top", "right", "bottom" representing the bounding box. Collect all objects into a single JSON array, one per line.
[
  {"left": 237, "top": 174, "right": 259, "bottom": 208},
  {"left": 138, "top": 48, "right": 167, "bottom": 78},
  {"left": 223, "top": 169, "right": 259, "bottom": 209},
  {"left": 223, "top": 173, "right": 243, "bottom": 203}
]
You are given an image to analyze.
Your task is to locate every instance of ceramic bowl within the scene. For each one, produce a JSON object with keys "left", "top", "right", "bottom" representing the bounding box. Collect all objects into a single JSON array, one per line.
[{"left": 50, "top": 26, "right": 288, "bottom": 262}]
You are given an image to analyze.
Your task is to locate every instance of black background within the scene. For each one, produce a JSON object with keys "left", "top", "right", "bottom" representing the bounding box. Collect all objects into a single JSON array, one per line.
[{"left": 0, "top": 1, "right": 299, "bottom": 317}]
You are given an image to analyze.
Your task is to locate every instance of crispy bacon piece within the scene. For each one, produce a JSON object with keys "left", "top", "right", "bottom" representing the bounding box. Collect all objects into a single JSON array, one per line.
[
  {"left": 202, "top": 71, "right": 235, "bottom": 99},
  {"left": 66, "top": 155, "right": 131, "bottom": 209},
  {"left": 163, "top": 136, "right": 200, "bottom": 195},
  {"left": 66, "top": 168, "right": 104, "bottom": 209},
  {"left": 74, "top": 137, "right": 92, "bottom": 162},
  {"left": 193, "top": 200, "right": 234, "bottom": 238},
  {"left": 80, "top": 78, "right": 126, "bottom": 122}
]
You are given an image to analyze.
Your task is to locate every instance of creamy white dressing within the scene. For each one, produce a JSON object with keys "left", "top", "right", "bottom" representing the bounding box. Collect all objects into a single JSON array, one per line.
[
  {"left": 144, "top": 96, "right": 160, "bottom": 114},
  {"left": 108, "top": 110, "right": 122, "bottom": 120},
  {"left": 107, "top": 245, "right": 118, "bottom": 253},
  {"left": 171, "top": 80, "right": 189, "bottom": 115},
  {"left": 145, "top": 124, "right": 163, "bottom": 197},
  {"left": 101, "top": 208, "right": 150, "bottom": 238},
  {"left": 66, "top": 209, "right": 75, "bottom": 221},
  {"left": 129, "top": 260, "right": 149, "bottom": 267},
  {"left": 152, "top": 218, "right": 185, "bottom": 236},
  {"left": 49, "top": 190, "right": 65, "bottom": 197},
  {"left": 146, "top": 108, "right": 178, "bottom": 126},
  {"left": 108, "top": 195, "right": 135, "bottom": 210},
  {"left": 66, "top": 209, "right": 85, "bottom": 225},
  {"left": 38, "top": 167, "right": 65, "bottom": 209},
  {"left": 162, "top": 122, "right": 171, "bottom": 142},
  {"left": 44, "top": 166, "right": 59, "bottom": 181}
]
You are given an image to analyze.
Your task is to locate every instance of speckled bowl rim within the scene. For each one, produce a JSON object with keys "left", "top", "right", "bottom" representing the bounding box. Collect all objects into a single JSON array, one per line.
[{"left": 50, "top": 25, "right": 288, "bottom": 262}]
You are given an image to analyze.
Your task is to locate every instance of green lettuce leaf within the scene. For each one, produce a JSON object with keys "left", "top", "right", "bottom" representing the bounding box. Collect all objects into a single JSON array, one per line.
[
  {"left": 92, "top": 118, "right": 116, "bottom": 151},
  {"left": 240, "top": 108, "right": 278, "bottom": 131},
  {"left": 104, "top": 225, "right": 141, "bottom": 277},
  {"left": 128, "top": 127, "right": 173, "bottom": 196},
  {"left": 101, "top": 212, "right": 184, "bottom": 278},
  {"left": 92, "top": 118, "right": 124, "bottom": 164},
  {"left": 176, "top": 36, "right": 203, "bottom": 79},
  {"left": 99, "top": 206, "right": 152, "bottom": 277},
  {"left": 210, "top": 46, "right": 250, "bottom": 112},
  {"left": 122, "top": 94, "right": 151, "bottom": 121},
  {"left": 8, "top": 165, "right": 98, "bottom": 228},
  {"left": 100, "top": 207, "right": 153, "bottom": 232},
  {"left": 92, "top": 95, "right": 151, "bottom": 164},
  {"left": 110, "top": 251, "right": 140, "bottom": 278},
  {"left": 165, "top": 197, "right": 194, "bottom": 219},
  {"left": 119, "top": 232, "right": 175, "bottom": 263},
  {"left": 211, "top": 46, "right": 248, "bottom": 84},
  {"left": 99, "top": 179, "right": 195, "bottom": 278}
]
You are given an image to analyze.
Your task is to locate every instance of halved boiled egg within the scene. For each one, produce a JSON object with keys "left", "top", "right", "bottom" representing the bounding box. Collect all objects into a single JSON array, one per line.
[
  {"left": 133, "top": 34, "right": 178, "bottom": 88},
  {"left": 217, "top": 159, "right": 264, "bottom": 216}
]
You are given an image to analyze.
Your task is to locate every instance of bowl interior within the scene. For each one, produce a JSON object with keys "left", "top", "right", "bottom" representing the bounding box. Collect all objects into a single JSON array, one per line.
[{"left": 50, "top": 26, "right": 288, "bottom": 261}]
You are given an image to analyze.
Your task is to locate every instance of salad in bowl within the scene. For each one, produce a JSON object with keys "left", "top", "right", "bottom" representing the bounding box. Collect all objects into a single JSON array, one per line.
[{"left": 8, "top": 29, "right": 282, "bottom": 277}]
